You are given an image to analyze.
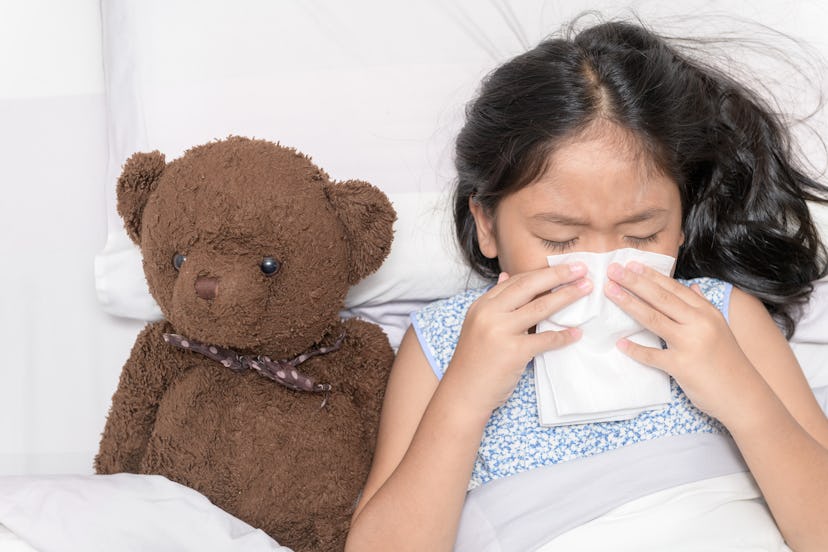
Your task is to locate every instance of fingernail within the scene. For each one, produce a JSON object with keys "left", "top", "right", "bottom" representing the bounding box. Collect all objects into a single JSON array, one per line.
[
  {"left": 497, "top": 272, "right": 508, "bottom": 283},
  {"left": 627, "top": 261, "right": 644, "bottom": 274},
  {"left": 570, "top": 262, "right": 586, "bottom": 275},
  {"left": 606, "top": 281, "right": 623, "bottom": 297},
  {"left": 617, "top": 338, "right": 629, "bottom": 351},
  {"left": 568, "top": 327, "right": 582, "bottom": 339},
  {"left": 607, "top": 263, "right": 623, "bottom": 279},
  {"left": 576, "top": 278, "right": 592, "bottom": 291}
]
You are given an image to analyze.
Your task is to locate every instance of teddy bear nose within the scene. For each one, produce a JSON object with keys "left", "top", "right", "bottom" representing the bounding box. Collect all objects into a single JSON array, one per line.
[{"left": 194, "top": 276, "right": 220, "bottom": 300}]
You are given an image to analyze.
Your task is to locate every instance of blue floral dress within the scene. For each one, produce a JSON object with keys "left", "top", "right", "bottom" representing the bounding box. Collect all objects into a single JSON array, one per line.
[{"left": 411, "top": 278, "right": 732, "bottom": 489}]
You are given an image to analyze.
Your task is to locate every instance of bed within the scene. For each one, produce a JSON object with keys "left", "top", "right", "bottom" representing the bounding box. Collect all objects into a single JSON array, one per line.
[{"left": 1, "top": 1, "right": 827, "bottom": 550}]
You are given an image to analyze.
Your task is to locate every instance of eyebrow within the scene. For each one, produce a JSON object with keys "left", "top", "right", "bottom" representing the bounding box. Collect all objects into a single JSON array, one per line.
[{"left": 531, "top": 208, "right": 669, "bottom": 226}]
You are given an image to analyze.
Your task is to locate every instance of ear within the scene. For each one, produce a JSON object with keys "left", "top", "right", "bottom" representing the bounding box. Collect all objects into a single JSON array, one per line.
[
  {"left": 469, "top": 196, "right": 498, "bottom": 259},
  {"left": 116, "top": 151, "right": 166, "bottom": 244},
  {"left": 323, "top": 180, "right": 396, "bottom": 284}
]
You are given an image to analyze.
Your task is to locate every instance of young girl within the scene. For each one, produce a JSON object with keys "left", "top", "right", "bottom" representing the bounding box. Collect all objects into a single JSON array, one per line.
[{"left": 346, "top": 19, "right": 828, "bottom": 552}]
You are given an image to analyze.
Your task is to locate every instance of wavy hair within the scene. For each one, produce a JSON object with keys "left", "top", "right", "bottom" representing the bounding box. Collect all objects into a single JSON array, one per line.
[{"left": 454, "top": 18, "right": 828, "bottom": 337}]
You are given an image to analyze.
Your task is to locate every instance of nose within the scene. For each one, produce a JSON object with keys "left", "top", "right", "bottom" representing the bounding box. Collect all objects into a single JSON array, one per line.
[
  {"left": 577, "top": 236, "right": 625, "bottom": 254},
  {"left": 194, "top": 276, "right": 219, "bottom": 300}
]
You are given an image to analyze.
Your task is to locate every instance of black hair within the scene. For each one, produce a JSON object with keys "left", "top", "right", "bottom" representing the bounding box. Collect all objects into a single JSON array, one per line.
[{"left": 454, "top": 17, "right": 828, "bottom": 337}]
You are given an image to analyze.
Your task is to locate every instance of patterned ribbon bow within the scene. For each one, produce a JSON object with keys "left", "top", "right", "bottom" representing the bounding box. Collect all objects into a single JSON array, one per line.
[{"left": 162, "top": 332, "right": 345, "bottom": 396}]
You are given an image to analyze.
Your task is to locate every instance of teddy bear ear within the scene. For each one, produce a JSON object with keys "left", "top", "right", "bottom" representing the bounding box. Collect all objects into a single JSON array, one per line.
[
  {"left": 116, "top": 151, "right": 166, "bottom": 244},
  {"left": 323, "top": 180, "right": 396, "bottom": 284}
]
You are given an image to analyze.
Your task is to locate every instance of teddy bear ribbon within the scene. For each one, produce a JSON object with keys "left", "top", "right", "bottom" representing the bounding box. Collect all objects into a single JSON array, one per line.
[{"left": 162, "top": 332, "right": 345, "bottom": 394}]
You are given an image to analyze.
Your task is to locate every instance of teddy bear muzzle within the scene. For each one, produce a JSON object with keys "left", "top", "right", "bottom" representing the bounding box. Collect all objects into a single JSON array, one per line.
[{"left": 194, "top": 276, "right": 220, "bottom": 301}]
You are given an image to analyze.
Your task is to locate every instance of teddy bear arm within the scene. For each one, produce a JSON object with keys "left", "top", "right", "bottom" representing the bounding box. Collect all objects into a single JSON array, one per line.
[
  {"left": 341, "top": 319, "right": 395, "bottom": 429},
  {"left": 95, "top": 321, "right": 181, "bottom": 474}
]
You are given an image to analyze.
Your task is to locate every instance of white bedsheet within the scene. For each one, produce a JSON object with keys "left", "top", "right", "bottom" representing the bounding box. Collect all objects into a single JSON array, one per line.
[
  {"left": 0, "top": 525, "right": 36, "bottom": 552},
  {"left": 538, "top": 472, "right": 790, "bottom": 552},
  {"left": 0, "top": 474, "right": 291, "bottom": 552}
]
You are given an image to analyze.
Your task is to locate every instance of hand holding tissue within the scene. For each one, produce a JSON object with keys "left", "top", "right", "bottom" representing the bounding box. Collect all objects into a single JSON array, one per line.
[{"left": 534, "top": 248, "right": 676, "bottom": 426}]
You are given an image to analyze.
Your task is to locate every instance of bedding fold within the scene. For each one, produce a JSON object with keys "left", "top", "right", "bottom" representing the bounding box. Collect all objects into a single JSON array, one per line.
[
  {"left": 455, "top": 432, "right": 748, "bottom": 552},
  {"left": 538, "top": 472, "right": 789, "bottom": 551},
  {"left": 0, "top": 473, "right": 291, "bottom": 552}
]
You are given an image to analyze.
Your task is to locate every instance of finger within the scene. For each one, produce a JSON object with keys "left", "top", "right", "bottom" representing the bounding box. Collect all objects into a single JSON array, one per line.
[
  {"left": 607, "top": 262, "right": 696, "bottom": 324},
  {"left": 605, "top": 279, "right": 678, "bottom": 339},
  {"left": 512, "top": 276, "right": 592, "bottom": 329},
  {"left": 527, "top": 326, "right": 582, "bottom": 356},
  {"left": 626, "top": 262, "right": 709, "bottom": 308},
  {"left": 617, "top": 338, "right": 668, "bottom": 372},
  {"left": 487, "top": 263, "right": 587, "bottom": 309}
]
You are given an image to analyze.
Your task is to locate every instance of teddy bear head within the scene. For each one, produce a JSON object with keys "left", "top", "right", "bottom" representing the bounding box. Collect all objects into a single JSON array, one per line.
[{"left": 116, "top": 136, "right": 395, "bottom": 357}]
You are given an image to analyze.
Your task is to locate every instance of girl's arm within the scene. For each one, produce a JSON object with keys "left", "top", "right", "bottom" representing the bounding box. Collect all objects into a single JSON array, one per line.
[
  {"left": 722, "top": 289, "right": 828, "bottom": 551},
  {"left": 345, "top": 265, "right": 590, "bottom": 552},
  {"left": 607, "top": 263, "right": 828, "bottom": 552},
  {"left": 345, "top": 327, "right": 491, "bottom": 551}
]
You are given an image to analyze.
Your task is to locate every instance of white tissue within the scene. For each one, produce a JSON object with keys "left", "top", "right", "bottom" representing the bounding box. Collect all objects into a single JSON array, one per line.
[{"left": 534, "top": 248, "right": 675, "bottom": 426}]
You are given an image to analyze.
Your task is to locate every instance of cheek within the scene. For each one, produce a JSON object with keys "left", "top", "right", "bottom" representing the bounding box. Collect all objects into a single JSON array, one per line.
[
  {"left": 658, "top": 226, "right": 685, "bottom": 259},
  {"left": 497, "top": 234, "right": 552, "bottom": 274}
]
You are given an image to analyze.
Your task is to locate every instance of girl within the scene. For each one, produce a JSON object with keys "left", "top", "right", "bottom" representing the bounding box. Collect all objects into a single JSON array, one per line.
[{"left": 346, "top": 18, "right": 828, "bottom": 552}]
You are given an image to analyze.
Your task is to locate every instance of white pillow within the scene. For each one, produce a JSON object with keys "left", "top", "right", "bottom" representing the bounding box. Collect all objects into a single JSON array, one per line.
[
  {"left": 343, "top": 191, "right": 488, "bottom": 347},
  {"left": 94, "top": 0, "right": 539, "bottom": 337},
  {"left": 95, "top": 0, "right": 828, "bottom": 354}
]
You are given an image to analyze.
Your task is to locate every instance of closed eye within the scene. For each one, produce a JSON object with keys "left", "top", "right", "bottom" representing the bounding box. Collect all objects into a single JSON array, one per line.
[
  {"left": 542, "top": 238, "right": 578, "bottom": 252},
  {"left": 625, "top": 233, "right": 659, "bottom": 247}
]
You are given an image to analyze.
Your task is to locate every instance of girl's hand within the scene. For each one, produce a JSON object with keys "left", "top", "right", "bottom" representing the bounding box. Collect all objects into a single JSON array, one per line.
[
  {"left": 605, "top": 261, "right": 755, "bottom": 420},
  {"left": 448, "top": 263, "right": 592, "bottom": 414}
]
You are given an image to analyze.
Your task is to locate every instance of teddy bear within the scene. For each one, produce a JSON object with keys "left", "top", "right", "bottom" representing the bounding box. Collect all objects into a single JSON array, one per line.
[{"left": 95, "top": 136, "right": 396, "bottom": 551}]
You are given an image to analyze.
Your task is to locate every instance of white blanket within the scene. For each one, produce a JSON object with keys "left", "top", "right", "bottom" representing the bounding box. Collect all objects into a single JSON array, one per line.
[
  {"left": 454, "top": 432, "right": 750, "bottom": 551},
  {"left": 0, "top": 525, "right": 36, "bottom": 552},
  {"left": 539, "top": 472, "right": 790, "bottom": 552},
  {"left": 0, "top": 474, "right": 291, "bottom": 552}
]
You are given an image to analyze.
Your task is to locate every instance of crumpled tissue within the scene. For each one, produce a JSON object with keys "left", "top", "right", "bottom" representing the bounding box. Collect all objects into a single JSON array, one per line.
[{"left": 534, "top": 248, "right": 675, "bottom": 426}]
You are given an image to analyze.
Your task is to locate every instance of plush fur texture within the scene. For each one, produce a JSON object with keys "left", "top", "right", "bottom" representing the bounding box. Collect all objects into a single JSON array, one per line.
[{"left": 96, "top": 137, "right": 396, "bottom": 551}]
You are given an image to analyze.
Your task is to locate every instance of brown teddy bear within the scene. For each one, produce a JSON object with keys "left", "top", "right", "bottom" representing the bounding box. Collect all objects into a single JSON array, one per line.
[{"left": 95, "top": 136, "right": 396, "bottom": 551}]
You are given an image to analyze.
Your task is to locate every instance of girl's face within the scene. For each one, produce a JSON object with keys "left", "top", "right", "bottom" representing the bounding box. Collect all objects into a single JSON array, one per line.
[{"left": 470, "top": 128, "right": 685, "bottom": 276}]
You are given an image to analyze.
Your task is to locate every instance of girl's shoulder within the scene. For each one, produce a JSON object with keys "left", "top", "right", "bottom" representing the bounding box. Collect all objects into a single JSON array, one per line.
[
  {"left": 414, "top": 285, "right": 490, "bottom": 322},
  {"left": 410, "top": 285, "right": 491, "bottom": 380},
  {"left": 677, "top": 277, "right": 734, "bottom": 321}
]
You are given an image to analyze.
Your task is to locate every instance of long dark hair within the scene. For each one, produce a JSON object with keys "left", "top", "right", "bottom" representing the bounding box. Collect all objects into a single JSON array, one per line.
[{"left": 454, "top": 18, "right": 828, "bottom": 337}]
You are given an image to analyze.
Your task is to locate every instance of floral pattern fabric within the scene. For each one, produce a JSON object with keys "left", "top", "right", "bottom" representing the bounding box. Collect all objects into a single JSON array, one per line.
[{"left": 411, "top": 277, "right": 732, "bottom": 489}]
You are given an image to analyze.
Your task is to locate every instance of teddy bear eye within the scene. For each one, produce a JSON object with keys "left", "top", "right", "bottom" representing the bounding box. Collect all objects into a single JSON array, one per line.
[
  {"left": 172, "top": 253, "right": 187, "bottom": 271},
  {"left": 260, "top": 257, "right": 281, "bottom": 276}
]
